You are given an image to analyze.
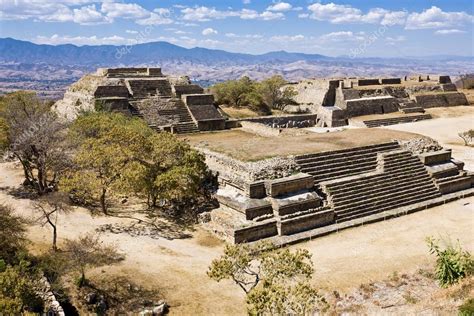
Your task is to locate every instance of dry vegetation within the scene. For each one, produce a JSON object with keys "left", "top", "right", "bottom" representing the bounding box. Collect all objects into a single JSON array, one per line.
[{"left": 183, "top": 128, "right": 419, "bottom": 161}]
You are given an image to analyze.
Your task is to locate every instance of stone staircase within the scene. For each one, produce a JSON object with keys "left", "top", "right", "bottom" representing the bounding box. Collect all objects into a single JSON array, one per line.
[
  {"left": 398, "top": 99, "right": 425, "bottom": 114},
  {"left": 294, "top": 142, "right": 401, "bottom": 185},
  {"left": 320, "top": 150, "right": 441, "bottom": 223},
  {"left": 157, "top": 102, "right": 198, "bottom": 134},
  {"left": 363, "top": 114, "right": 432, "bottom": 127}
]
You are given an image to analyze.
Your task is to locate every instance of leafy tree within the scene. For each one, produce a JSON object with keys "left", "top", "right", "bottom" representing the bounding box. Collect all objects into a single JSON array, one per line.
[
  {"left": 0, "top": 91, "right": 69, "bottom": 194},
  {"left": 64, "top": 233, "right": 123, "bottom": 287},
  {"left": 0, "top": 262, "right": 44, "bottom": 314},
  {"left": 62, "top": 112, "right": 210, "bottom": 214},
  {"left": 211, "top": 76, "right": 255, "bottom": 108},
  {"left": 256, "top": 75, "right": 297, "bottom": 111},
  {"left": 33, "top": 192, "right": 72, "bottom": 251},
  {"left": 60, "top": 112, "right": 152, "bottom": 214},
  {"left": 427, "top": 237, "right": 473, "bottom": 287},
  {"left": 125, "top": 132, "right": 209, "bottom": 208},
  {"left": 0, "top": 204, "right": 27, "bottom": 263},
  {"left": 208, "top": 242, "right": 324, "bottom": 314}
]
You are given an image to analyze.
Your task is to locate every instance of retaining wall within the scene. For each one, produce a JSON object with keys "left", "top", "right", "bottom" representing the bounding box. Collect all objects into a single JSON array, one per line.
[{"left": 234, "top": 220, "right": 278, "bottom": 243}]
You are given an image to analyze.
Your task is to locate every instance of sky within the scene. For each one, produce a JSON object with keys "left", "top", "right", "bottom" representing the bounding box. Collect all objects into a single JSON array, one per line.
[{"left": 0, "top": 0, "right": 473, "bottom": 57}]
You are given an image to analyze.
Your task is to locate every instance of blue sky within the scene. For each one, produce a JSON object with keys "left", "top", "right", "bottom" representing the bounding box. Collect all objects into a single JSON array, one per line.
[{"left": 0, "top": 0, "right": 473, "bottom": 57}]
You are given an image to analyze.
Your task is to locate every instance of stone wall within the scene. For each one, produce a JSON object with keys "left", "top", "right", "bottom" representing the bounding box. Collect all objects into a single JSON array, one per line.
[
  {"left": 182, "top": 94, "right": 215, "bottom": 105},
  {"left": 439, "top": 76, "right": 452, "bottom": 84},
  {"left": 234, "top": 220, "right": 278, "bottom": 243},
  {"left": 415, "top": 92, "right": 468, "bottom": 108},
  {"left": 381, "top": 78, "right": 402, "bottom": 84},
  {"left": 240, "top": 121, "right": 282, "bottom": 137},
  {"left": 316, "top": 106, "right": 348, "bottom": 127},
  {"left": 173, "top": 84, "right": 204, "bottom": 98},
  {"left": 279, "top": 209, "right": 335, "bottom": 235},
  {"left": 358, "top": 79, "right": 380, "bottom": 86},
  {"left": 94, "top": 85, "right": 129, "bottom": 98},
  {"left": 239, "top": 114, "right": 317, "bottom": 128},
  {"left": 343, "top": 96, "right": 399, "bottom": 117}
]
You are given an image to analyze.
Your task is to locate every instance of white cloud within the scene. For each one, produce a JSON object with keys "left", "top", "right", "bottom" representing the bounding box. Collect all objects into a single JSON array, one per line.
[
  {"left": 435, "top": 29, "right": 467, "bottom": 35},
  {"left": 73, "top": 4, "right": 109, "bottom": 25},
  {"left": 306, "top": 3, "right": 407, "bottom": 25},
  {"left": 385, "top": 35, "right": 406, "bottom": 43},
  {"left": 202, "top": 27, "right": 217, "bottom": 36},
  {"left": 34, "top": 34, "right": 130, "bottom": 46},
  {"left": 126, "top": 30, "right": 139, "bottom": 34},
  {"left": 319, "top": 31, "right": 365, "bottom": 42},
  {"left": 260, "top": 11, "right": 285, "bottom": 20},
  {"left": 267, "top": 2, "right": 292, "bottom": 12},
  {"left": 405, "top": 6, "right": 473, "bottom": 29},
  {"left": 270, "top": 34, "right": 305, "bottom": 42},
  {"left": 180, "top": 6, "right": 284, "bottom": 21},
  {"left": 243, "top": 0, "right": 251, "bottom": 4},
  {"left": 136, "top": 12, "right": 173, "bottom": 25},
  {"left": 225, "top": 33, "right": 262, "bottom": 39},
  {"left": 101, "top": 2, "right": 149, "bottom": 19}
]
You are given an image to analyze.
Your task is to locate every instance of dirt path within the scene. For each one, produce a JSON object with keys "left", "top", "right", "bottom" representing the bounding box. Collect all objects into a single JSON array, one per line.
[{"left": 383, "top": 106, "right": 474, "bottom": 169}]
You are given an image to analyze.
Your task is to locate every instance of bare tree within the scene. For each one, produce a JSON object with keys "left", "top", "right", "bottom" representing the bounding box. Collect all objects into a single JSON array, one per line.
[
  {"left": 64, "top": 233, "right": 124, "bottom": 287},
  {"left": 1, "top": 92, "right": 71, "bottom": 194},
  {"left": 458, "top": 129, "right": 474, "bottom": 147},
  {"left": 33, "top": 192, "right": 72, "bottom": 251}
]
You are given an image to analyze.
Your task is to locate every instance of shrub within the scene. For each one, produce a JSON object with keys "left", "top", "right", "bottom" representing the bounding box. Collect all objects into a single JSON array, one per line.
[
  {"left": 458, "top": 129, "right": 474, "bottom": 146},
  {"left": 459, "top": 298, "right": 474, "bottom": 316},
  {"left": 426, "top": 237, "right": 473, "bottom": 287}
]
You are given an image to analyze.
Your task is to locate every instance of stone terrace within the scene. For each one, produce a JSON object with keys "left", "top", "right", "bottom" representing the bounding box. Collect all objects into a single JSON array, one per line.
[{"left": 183, "top": 128, "right": 419, "bottom": 162}]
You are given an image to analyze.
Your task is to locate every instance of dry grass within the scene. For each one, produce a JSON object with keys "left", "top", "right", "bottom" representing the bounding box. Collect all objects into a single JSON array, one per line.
[
  {"left": 220, "top": 107, "right": 261, "bottom": 119},
  {"left": 182, "top": 127, "right": 418, "bottom": 161}
]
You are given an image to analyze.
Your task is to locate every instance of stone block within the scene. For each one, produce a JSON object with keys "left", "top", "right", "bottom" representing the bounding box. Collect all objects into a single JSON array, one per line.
[
  {"left": 94, "top": 85, "right": 129, "bottom": 98},
  {"left": 181, "top": 94, "right": 215, "bottom": 105},
  {"left": 271, "top": 191, "right": 321, "bottom": 216},
  {"left": 246, "top": 181, "right": 267, "bottom": 199},
  {"left": 438, "top": 177, "right": 471, "bottom": 194},
  {"left": 444, "top": 92, "right": 468, "bottom": 106},
  {"left": 234, "top": 220, "right": 278, "bottom": 243},
  {"left": 279, "top": 209, "right": 335, "bottom": 235},
  {"left": 216, "top": 191, "right": 273, "bottom": 221},
  {"left": 439, "top": 76, "right": 452, "bottom": 84},
  {"left": 418, "top": 150, "right": 452, "bottom": 165},
  {"left": 381, "top": 78, "right": 401, "bottom": 84},
  {"left": 358, "top": 79, "right": 380, "bottom": 86},
  {"left": 173, "top": 84, "right": 204, "bottom": 98},
  {"left": 265, "top": 173, "right": 314, "bottom": 197}
]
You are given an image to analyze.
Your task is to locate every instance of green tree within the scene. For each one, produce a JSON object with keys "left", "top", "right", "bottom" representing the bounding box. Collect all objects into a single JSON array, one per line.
[
  {"left": 256, "top": 75, "right": 297, "bottom": 111},
  {"left": 211, "top": 76, "right": 255, "bottom": 108},
  {"left": 0, "top": 262, "right": 44, "bottom": 314},
  {"left": 0, "top": 91, "right": 68, "bottom": 194},
  {"left": 64, "top": 233, "right": 123, "bottom": 287},
  {"left": 60, "top": 112, "right": 152, "bottom": 214},
  {"left": 427, "top": 237, "right": 473, "bottom": 287},
  {"left": 0, "top": 204, "right": 27, "bottom": 263},
  {"left": 125, "top": 132, "right": 209, "bottom": 209},
  {"left": 207, "top": 242, "right": 324, "bottom": 314}
]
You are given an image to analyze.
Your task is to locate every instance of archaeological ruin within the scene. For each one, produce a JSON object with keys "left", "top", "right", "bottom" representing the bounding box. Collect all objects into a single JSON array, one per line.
[{"left": 55, "top": 68, "right": 474, "bottom": 245}]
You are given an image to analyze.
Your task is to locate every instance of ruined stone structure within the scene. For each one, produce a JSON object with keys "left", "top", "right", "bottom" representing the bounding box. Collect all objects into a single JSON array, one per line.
[
  {"left": 289, "top": 75, "right": 470, "bottom": 128},
  {"left": 55, "top": 67, "right": 226, "bottom": 134},
  {"left": 202, "top": 138, "right": 473, "bottom": 244}
]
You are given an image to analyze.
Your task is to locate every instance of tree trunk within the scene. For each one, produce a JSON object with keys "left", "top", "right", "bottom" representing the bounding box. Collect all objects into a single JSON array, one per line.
[
  {"left": 52, "top": 224, "right": 57, "bottom": 252},
  {"left": 100, "top": 188, "right": 108, "bottom": 215}
]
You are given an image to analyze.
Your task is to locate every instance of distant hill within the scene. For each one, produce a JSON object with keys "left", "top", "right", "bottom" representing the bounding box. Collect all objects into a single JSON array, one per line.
[
  {"left": 0, "top": 37, "right": 332, "bottom": 66},
  {"left": 0, "top": 37, "right": 472, "bottom": 99}
]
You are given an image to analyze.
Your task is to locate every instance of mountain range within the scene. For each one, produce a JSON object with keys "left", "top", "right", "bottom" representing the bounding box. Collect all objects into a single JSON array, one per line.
[{"left": 0, "top": 37, "right": 472, "bottom": 99}]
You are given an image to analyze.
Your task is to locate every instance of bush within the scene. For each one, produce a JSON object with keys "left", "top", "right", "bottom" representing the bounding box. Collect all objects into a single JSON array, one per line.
[
  {"left": 427, "top": 237, "right": 474, "bottom": 287},
  {"left": 458, "top": 129, "right": 474, "bottom": 146},
  {"left": 459, "top": 298, "right": 474, "bottom": 316}
]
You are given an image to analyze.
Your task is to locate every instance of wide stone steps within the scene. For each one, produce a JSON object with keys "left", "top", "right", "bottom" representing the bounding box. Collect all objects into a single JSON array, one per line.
[
  {"left": 295, "top": 142, "right": 401, "bottom": 184},
  {"left": 333, "top": 182, "right": 439, "bottom": 214},
  {"left": 331, "top": 174, "right": 433, "bottom": 205},
  {"left": 295, "top": 142, "right": 400, "bottom": 163},
  {"left": 174, "top": 122, "right": 199, "bottom": 134},
  {"left": 401, "top": 107, "right": 425, "bottom": 114},
  {"left": 337, "top": 191, "right": 440, "bottom": 223},
  {"left": 363, "top": 114, "right": 432, "bottom": 128},
  {"left": 319, "top": 149, "right": 441, "bottom": 223}
]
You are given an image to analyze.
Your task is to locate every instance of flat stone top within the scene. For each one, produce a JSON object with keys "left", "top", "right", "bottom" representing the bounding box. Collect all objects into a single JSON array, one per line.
[
  {"left": 182, "top": 127, "right": 419, "bottom": 162},
  {"left": 348, "top": 95, "right": 395, "bottom": 101}
]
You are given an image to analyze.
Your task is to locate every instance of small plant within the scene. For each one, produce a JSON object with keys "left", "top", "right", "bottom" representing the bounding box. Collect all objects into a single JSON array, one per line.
[
  {"left": 426, "top": 237, "right": 473, "bottom": 287},
  {"left": 459, "top": 298, "right": 474, "bottom": 316},
  {"left": 458, "top": 129, "right": 474, "bottom": 146}
]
